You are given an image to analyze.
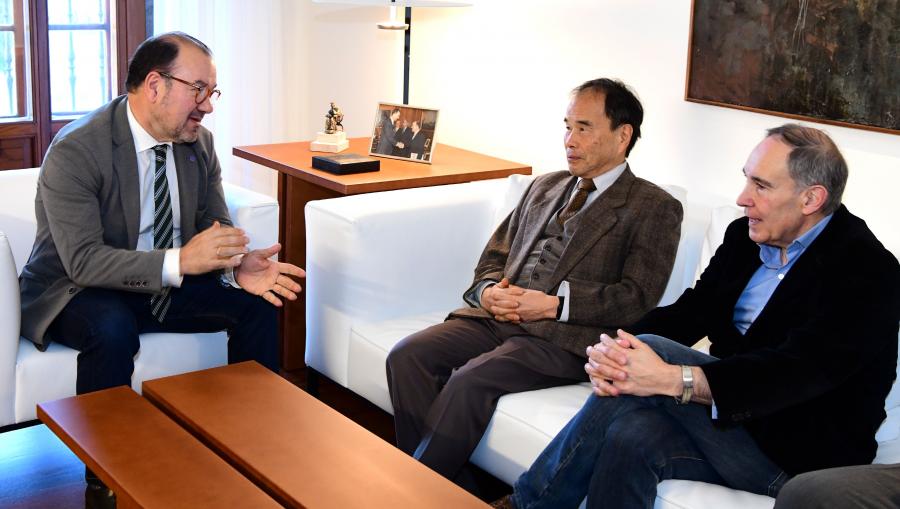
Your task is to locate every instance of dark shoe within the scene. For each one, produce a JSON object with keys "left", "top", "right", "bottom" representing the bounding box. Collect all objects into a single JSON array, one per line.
[
  {"left": 85, "top": 469, "right": 117, "bottom": 509},
  {"left": 489, "top": 494, "right": 515, "bottom": 509}
]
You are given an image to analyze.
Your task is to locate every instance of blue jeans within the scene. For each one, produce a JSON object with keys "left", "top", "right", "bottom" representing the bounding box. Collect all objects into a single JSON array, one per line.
[{"left": 511, "top": 335, "right": 788, "bottom": 509}]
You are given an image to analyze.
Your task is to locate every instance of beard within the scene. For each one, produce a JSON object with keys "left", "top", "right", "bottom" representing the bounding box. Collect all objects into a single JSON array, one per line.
[{"left": 171, "top": 117, "right": 201, "bottom": 143}]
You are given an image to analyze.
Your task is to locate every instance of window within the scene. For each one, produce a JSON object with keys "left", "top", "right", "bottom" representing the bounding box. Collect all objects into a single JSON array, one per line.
[
  {"left": 0, "top": 0, "right": 145, "bottom": 170},
  {"left": 48, "top": 0, "right": 113, "bottom": 117},
  {"left": 0, "top": 0, "right": 27, "bottom": 118}
]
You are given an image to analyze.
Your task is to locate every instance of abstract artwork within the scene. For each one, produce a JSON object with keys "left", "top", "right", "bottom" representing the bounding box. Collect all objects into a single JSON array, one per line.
[{"left": 686, "top": 0, "right": 900, "bottom": 134}]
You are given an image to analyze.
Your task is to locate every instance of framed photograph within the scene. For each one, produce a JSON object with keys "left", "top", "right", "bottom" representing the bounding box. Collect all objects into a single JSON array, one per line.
[
  {"left": 686, "top": 0, "right": 899, "bottom": 135},
  {"left": 369, "top": 103, "right": 439, "bottom": 163}
]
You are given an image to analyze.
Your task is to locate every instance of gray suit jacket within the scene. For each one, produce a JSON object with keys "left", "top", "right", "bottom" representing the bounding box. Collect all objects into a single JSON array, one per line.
[
  {"left": 19, "top": 95, "right": 231, "bottom": 348},
  {"left": 450, "top": 168, "right": 683, "bottom": 356}
]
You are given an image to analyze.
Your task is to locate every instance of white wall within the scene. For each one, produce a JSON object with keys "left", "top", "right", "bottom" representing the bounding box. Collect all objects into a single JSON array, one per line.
[{"left": 306, "top": 0, "right": 899, "bottom": 254}]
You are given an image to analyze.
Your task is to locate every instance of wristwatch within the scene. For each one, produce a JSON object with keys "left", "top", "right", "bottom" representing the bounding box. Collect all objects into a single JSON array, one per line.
[{"left": 676, "top": 365, "right": 693, "bottom": 404}]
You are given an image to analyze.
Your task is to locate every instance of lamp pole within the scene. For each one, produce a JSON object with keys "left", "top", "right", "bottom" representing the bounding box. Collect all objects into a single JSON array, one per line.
[{"left": 403, "top": 6, "right": 411, "bottom": 105}]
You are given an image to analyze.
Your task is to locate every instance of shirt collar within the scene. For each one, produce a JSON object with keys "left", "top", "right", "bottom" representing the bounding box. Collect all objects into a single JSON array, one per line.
[
  {"left": 126, "top": 98, "right": 172, "bottom": 153},
  {"left": 585, "top": 160, "right": 628, "bottom": 194},
  {"left": 758, "top": 213, "right": 833, "bottom": 269}
]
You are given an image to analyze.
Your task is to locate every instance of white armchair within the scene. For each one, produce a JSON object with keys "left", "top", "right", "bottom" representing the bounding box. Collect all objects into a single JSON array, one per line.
[{"left": 0, "top": 167, "right": 279, "bottom": 427}]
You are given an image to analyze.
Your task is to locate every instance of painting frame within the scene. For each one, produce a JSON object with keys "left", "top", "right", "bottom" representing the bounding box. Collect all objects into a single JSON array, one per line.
[
  {"left": 685, "top": 0, "right": 900, "bottom": 136},
  {"left": 369, "top": 102, "right": 440, "bottom": 164}
]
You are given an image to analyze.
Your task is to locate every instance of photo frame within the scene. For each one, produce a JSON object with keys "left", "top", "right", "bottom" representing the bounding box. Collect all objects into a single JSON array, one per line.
[
  {"left": 685, "top": 0, "right": 899, "bottom": 135},
  {"left": 369, "top": 103, "right": 439, "bottom": 163}
]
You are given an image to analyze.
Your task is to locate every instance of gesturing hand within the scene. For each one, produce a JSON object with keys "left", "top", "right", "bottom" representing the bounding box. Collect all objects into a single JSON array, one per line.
[
  {"left": 235, "top": 243, "right": 306, "bottom": 307},
  {"left": 180, "top": 221, "right": 249, "bottom": 275}
]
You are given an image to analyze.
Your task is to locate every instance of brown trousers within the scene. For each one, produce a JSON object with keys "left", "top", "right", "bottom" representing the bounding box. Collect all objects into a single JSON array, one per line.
[{"left": 385, "top": 317, "right": 588, "bottom": 488}]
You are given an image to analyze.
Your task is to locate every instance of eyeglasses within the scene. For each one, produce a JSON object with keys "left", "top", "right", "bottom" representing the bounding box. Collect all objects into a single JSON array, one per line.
[{"left": 157, "top": 71, "right": 221, "bottom": 104}]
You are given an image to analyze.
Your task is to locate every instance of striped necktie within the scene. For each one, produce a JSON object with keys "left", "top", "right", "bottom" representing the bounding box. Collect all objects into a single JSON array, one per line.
[
  {"left": 150, "top": 144, "right": 173, "bottom": 322},
  {"left": 557, "top": 178, "right": 597, "bottom": 227}
]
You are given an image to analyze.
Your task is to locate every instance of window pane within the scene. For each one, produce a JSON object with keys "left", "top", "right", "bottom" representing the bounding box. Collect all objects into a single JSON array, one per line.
[
  {"left": 0, "top": 31, "right": 15, "bottom": 117},
  {"left": 0, "top": 0, "right": 13, "bottom": 26},
  {"left": 49, "top": 30, "right": 109, "bottom": 115},
  {"left": 48, "top": 0, "right": 105, "bottom": 25}
]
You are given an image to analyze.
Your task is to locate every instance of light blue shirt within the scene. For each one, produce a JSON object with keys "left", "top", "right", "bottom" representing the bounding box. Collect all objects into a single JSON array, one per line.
[{"left": 732, "top": 214, "right": 833, "bottom": 334}]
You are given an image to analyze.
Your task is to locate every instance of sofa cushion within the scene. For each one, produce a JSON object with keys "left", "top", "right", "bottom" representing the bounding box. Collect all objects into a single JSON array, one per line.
[
  {"left": 348, "top": 312, "right": 447, "bottom": 414},
  {"left": 14, "top": 331, "right": 227, "bottom": 422}
]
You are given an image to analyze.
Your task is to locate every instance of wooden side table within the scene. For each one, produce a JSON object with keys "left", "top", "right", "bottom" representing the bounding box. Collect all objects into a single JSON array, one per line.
[{"left": 233, "top": 137, "right": 531, "bottom": 370}]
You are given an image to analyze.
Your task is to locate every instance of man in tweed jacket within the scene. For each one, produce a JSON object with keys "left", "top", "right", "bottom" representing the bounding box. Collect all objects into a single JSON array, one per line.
[{"left": 386, "top": 78, "right": 683, "bottom": 490}]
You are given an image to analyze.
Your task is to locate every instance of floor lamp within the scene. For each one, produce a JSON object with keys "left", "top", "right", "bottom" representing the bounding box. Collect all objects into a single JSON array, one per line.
[{"left": 313, "top": 0, "right": 473, "bottom": 105}]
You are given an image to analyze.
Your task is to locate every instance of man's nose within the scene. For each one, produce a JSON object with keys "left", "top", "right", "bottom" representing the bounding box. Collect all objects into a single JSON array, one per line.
[
  {"left": 736, "top": 185, "right": 752, "bottom": 208},
  {"left": 198, "top": 96, "right": 214, "bottom": 114}
]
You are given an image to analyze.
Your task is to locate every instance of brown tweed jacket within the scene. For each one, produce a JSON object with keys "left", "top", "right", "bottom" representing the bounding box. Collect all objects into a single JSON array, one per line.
[{"left": 449, "top": 168, "right": 683, "bottom": 356}]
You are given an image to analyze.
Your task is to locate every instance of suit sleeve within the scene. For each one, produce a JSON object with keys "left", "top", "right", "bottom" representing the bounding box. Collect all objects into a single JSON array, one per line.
[
  {"left": 566, "top": 193, "right": 683, "bottom": 327},
  {"left": 40, "top": 137, "right": 166, "bottom": 292}
]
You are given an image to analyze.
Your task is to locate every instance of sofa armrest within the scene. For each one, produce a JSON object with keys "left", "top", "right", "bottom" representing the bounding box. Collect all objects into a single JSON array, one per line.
[
  {"left": 304, "top": 179, "right": 507, "bottom": 387},
  {"left": 0, "top": 232, "right": 20, "bottom": 424},
  {"left": 222, "top": 182, "right": 279, "bottom": 251}
]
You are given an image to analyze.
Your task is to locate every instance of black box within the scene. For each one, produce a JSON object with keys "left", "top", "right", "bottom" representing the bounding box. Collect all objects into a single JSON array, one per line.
[{"left": 311, "top": 153, "right": 380, "bottom": 175}]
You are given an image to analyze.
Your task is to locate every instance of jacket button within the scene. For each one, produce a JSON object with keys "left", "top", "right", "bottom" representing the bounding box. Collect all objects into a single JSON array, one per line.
[
  {"left": 533, "top": 274, "right": 541, "bottom": 280},
  {"left": 539, "top": 258, "right": 546, "bottom": 264},
  {"left": 67, "top": 287, "right": 76, "bottom": 294}
]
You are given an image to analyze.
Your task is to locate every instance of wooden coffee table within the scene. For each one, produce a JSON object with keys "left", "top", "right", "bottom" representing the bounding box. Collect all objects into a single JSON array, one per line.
[
  {"left": 143, "top": 361, "right": 489, "bottom": 509},
  {"left": 37, "top": 386, "right": 279, "bottom": 508}
]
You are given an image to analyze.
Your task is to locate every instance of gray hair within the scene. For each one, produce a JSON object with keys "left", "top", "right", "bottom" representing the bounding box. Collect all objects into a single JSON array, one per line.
[{"left": 766, "top": 124, "right": 848, "bottom": 215}]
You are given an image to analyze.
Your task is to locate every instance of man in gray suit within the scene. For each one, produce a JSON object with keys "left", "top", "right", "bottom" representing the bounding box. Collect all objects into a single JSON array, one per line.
[
  {"left": 386, "top": 78, "right": 683, "bottom": 490},
  {"left": 20, "top": 32, "right": 305, "bottom": 395}
]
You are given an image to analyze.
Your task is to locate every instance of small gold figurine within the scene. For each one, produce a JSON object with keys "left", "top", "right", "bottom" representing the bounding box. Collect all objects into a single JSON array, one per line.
[{"left": 325, "top": 102, "right": 344, "bottom": 134}]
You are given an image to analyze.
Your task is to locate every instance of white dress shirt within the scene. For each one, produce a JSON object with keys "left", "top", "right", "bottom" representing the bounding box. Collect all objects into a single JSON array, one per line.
[{"left": 126, "top": 99, "right": 184, "bottom": 288}]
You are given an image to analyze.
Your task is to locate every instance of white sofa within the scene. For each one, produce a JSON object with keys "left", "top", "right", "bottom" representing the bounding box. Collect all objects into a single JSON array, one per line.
[
  {"left": 305, "top": 174, "right": 900, "bottom": 508},
  {"left": 0, "top": 167, "right": 279, "bottom": 427}
]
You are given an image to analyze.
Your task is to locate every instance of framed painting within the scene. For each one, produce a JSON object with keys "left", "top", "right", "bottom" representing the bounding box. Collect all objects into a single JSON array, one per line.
[
  {"left": 685, "top": 0, "right": 899, "bottom": 135},
  {"left": 369, "top": 103, "right": 439, "bottom": 163}
]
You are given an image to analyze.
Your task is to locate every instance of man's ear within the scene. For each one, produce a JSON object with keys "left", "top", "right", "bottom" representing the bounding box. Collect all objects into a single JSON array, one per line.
[
  {"left": 802, "top": 185, "right": 828, "bottom": 215},
  {"left": 618, "top": 124, "right": 633, "bottom": 154},
  {"left": 143, "top": 71, "right": 164, "bottom": 103}
]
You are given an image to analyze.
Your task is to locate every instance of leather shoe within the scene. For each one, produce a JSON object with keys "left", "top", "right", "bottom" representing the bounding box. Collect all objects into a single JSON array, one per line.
[
  {"left": 85, "top": 469, "right": 116, "bottom": 509},
  {"left": 489, "top": 494, "right": 515, "bottom": 509}
]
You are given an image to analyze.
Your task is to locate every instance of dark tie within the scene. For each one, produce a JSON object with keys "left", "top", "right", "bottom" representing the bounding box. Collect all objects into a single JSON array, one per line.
[
  {"left": 150, "top": 144, "right": 173, "bottom": 322},
  {"left": 557, "top": 178, "right": 597, "bottom": 227}
]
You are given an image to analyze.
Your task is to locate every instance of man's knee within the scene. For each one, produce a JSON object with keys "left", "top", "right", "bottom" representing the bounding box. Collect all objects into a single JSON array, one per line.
[
  {"left": 603, "top": 410, "right": 680, "bottom": 465},
  {"left": 774, "top": 471, "right": 833, "bottom": 509},
  {"left": 387, "top": 333, "right": 430, "bottom": 375}
]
